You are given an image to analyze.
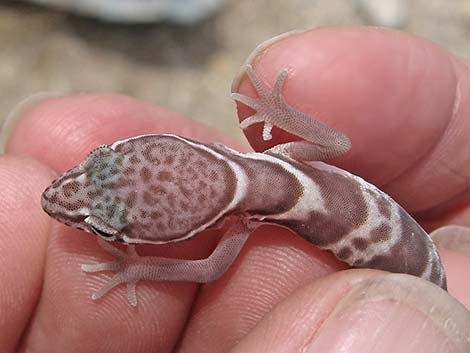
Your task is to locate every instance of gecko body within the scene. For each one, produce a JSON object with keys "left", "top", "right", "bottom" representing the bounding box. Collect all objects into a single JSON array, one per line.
[{"left": 41, "top": 66, "right": 446, "bottom": 306}]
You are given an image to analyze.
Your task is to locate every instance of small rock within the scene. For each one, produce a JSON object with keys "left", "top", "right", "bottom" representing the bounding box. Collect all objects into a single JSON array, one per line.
[
  {"left": 356, "top": 0, "right": 408, "bottom": 28},
  {"left": 25, "top": 0, "right": 226, "bottom": 24}
]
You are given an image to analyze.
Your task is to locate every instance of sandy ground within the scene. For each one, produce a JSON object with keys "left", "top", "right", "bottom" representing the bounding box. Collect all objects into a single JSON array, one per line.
[{"left": 1, "top": 0, "right": 469, "bottom": 144}]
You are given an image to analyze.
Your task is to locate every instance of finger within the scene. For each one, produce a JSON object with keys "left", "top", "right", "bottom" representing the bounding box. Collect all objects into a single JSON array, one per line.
[
  {"left": 0, "top": 156, "right": 53, "bottom": 351},
  {"left": 5, "top": 93, "right": 240, "bottom": 171},
  {"left": 232, "top": 27, "right": 470, "bottom": 228},
  {"left": 231, "top": 271, "right": 470, "bottom": 353},
  {"left": 3, "top": 93, "right": 236, "bottom": 353}
]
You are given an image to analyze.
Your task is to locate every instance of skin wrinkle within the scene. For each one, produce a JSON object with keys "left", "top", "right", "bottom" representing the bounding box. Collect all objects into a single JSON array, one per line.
[
  {"left": 421, "top": 78, "right": 470, "bottom": 220},
  {"left": 433, "top": 73, "right": 468, "bottom": 182},
  {"left": 451, "top": 70, "right": 462, "bottom": 120},
  {"left": 413, "top": 186, "right": 470, "bottom": 230},
  {"left": 382, "top": 49, "right": 458, "bottom": 166},
  {"left": 383, "top": 56, "right": 463, "bottom": 209},
  {"left": 435, "top": 80, "right": 469, "bottom": 185}
]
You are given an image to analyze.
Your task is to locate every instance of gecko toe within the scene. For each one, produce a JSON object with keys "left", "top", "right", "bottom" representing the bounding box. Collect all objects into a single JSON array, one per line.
[
  {"left": 90, "top": 273, "right": 124, "bottom": 301},
  {"left": 81, "top": 262, "right": 116, "bottom": 272},
  {"left": 127, "top": 282, "right": 138, "bottom": 307}
]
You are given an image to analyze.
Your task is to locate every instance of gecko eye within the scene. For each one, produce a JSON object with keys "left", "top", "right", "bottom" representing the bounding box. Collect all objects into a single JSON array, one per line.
[{"left": 90, "top": 225, "right": 115, "bottom": 239}]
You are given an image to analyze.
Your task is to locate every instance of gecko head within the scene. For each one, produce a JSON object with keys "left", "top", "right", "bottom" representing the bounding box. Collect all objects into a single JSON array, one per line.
[
  {"left": 41, "top": 164, "right": 91, "bottom": 231},
  {"left": 42, "top": 134, "right": 239, "bottom": 245},
  {"left": 41, "top": 145, "right": 127, "bottom": 242}
]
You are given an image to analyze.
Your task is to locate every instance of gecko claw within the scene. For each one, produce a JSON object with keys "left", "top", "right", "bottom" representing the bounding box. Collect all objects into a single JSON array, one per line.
[{"left": 127, "top": 282, "right": 138, "bottom": 307}]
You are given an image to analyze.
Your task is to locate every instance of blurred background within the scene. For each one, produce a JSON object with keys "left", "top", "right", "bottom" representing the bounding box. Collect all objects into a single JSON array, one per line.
[{"left": 1, "top": 0, "right": 470, "bottom": 143}]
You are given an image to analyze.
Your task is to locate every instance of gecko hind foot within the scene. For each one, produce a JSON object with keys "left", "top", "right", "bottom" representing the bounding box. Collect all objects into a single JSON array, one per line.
[
  {"left": 231, "top": 64, "right": 351, "bottom": 161},
  {"left": 231, "top": 65, "right": 287, "bottom": 142}
]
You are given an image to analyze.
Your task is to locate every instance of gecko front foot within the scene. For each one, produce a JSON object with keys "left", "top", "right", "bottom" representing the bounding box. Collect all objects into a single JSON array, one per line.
[
  {"left": 81, "top": 220, "right": 255, "bottom": 306},
  {"left": 81, "top": 239, "right": 142, "bottom": 306}
]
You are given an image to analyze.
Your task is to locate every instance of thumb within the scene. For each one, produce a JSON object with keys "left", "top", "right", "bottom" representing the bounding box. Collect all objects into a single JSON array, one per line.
[{"left": 231, "top": 270, "right": 470, "bottom": 353}]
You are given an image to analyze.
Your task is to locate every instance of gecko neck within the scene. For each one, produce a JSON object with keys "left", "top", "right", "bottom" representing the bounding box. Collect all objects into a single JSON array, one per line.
[{"left": 208, "top": 145, "right": 305, "bottom": 217}]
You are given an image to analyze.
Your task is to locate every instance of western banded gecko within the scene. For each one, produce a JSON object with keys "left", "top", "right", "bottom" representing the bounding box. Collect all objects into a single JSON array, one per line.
[{"left": 41, "top": 65, "right": 446, "bottom": 306}]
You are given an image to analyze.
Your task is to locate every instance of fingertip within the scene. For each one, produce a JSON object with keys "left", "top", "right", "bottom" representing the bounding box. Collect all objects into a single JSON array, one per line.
[
  {"left": 0, "top": 155, "right": 54, "bottom": 350},
  {"left": 6, "top": 93, "right": 240, "bottom": 172},
  {"left": 0, "top": 92, "right": 64, "bottom": 154}
]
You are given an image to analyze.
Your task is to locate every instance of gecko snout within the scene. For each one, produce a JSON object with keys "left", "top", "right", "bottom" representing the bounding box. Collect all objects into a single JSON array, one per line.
[
  {"left": 41, "top": 180, "right": 90, "bottom": 231},
  {"left": 40, "top": 168, "right": 90, "bottom": 216},
  {"left": 41, "top": 184, "right": 58, "bottom": 213}
]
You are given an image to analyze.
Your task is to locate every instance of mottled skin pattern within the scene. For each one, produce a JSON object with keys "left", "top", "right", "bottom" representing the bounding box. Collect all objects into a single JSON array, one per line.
[
  {"left": 41, "top": 65, "right": 447, "bottom": 306},
  {"left": 263, "top": 159, "right": 445, "bottom": 287}
]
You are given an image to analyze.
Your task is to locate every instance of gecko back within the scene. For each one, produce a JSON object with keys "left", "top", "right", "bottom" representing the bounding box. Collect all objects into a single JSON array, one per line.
[
  {"left": 260, "top": 158, "right": 447, "bottom": 290},
  {"left": 41, "top": 135, "right": 238, "bottom": 243}
]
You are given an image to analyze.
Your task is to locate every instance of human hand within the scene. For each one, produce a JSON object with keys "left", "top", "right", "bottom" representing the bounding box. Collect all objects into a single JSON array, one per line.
[{"left": 1, "top": 26, "right": 469, "bottom": 352}]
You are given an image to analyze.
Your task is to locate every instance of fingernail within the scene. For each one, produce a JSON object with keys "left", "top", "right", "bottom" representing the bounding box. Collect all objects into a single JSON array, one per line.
[
  {"left": 305, "top": 274, "right": 470, "bottom": 353},
  {"left": 0, "top": 92, "right": 63, "bottom": 154},
  {"left": 431, "top": 225, "right": 470, "bottom": 255},
  {"left": 231, "top": 29, "right": 306, "bottom": 92}
]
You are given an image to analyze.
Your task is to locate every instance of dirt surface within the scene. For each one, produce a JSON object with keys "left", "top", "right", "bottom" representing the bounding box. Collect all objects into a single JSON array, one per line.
[{"left": 1, "top": 0, "right": 469, "bottom": 144}]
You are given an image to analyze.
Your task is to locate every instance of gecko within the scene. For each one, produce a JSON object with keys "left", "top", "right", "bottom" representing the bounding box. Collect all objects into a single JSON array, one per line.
[{"left": 41, "top": 65, "right": 447, "bottom": 306}]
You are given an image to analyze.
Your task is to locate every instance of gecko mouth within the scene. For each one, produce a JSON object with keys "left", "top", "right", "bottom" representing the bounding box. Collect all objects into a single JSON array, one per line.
[
  {"left": 90, "top": 225, "right": 117, "bottom": 240},
  {"left": 40, "top": 204, "right": 88, "bottom": 231}
]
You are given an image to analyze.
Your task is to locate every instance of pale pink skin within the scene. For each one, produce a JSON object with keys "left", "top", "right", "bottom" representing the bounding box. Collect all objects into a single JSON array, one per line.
[{"left": 2, "top": 27, "right": 469, "bottom": 353}]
